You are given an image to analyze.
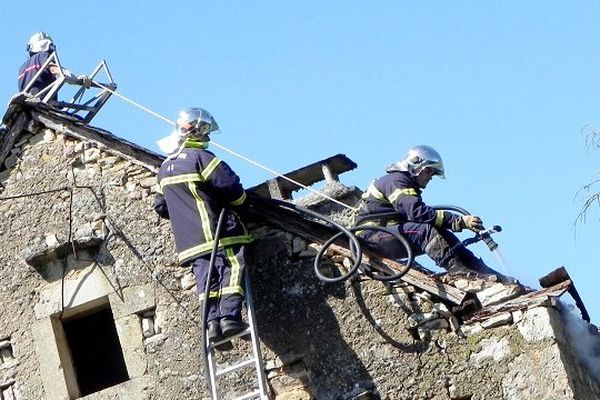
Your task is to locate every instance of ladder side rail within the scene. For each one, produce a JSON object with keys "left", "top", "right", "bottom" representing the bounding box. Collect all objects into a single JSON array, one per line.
[
  {"left": 206, "top": 336, "right": 221, "bottom": 400},
  {"left": 244, "top": 273, "right": 270, "bottom": 398}
]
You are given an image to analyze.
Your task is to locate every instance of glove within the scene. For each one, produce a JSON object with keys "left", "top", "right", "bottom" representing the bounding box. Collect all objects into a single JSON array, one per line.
[
  {"left": 77, "top": 75, "right": 92, "bottom": 89},
  {"left": 461, "top": 215, "right": 484, "bottom": 233}
]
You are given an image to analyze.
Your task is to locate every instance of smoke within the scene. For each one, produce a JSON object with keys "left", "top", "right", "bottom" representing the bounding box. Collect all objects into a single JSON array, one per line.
[{"left": 560, "top": 301, "right": 600, "bottom": 382}]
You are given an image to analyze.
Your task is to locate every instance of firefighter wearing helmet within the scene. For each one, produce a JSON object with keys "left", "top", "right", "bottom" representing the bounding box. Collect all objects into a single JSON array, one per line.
[
  {"left": 154, "top": 108, "right": 253, "bottom": 350},
  {"left": 357, "top": 145, "right": 513, "bottom": 282},
  {"left": 18, "top": 32, "right": 91, "bottom": 96}
]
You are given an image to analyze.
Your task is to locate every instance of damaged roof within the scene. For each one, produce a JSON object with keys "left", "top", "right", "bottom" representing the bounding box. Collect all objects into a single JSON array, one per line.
[
  {"left": 1, "top": 97, "right": 593, "bottom": 327},
  {"left": 1, "top": 95, "right": 164, "bottom": 174}
]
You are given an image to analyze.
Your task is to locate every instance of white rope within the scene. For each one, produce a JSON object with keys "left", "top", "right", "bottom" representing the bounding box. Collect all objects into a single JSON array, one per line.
[{"left": 94, "top": 82, "right": 359, "bottom": 212}]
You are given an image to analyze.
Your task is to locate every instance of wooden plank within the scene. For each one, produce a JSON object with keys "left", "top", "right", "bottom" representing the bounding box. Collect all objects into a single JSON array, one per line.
[{"left": 249, "top": 154, "right": 357, "bottom": 198}]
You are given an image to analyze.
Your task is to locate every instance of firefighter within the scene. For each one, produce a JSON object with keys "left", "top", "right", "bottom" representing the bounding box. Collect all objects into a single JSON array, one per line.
[
  {"left": 153, "top": 107, "right": 253, "bottom": 350},
  {"left": 357, "top": 145, "right": 514, "bottom": 283},
  {"left": 18, "top": 32, "right": 91, "bottom": 97}
]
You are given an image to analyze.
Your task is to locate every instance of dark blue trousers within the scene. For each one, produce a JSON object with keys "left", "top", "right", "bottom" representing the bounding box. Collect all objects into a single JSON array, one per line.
[
  {"left": 362, "top": 222, "right": 467, "bottom": 266},
  {"left": 192, "top": 245, "right": 245, "bottom": 322}
]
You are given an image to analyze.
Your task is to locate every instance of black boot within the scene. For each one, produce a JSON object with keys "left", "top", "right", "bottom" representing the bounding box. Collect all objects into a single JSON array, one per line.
[
  {"left": 447, "top": 254, "right": 518, "bottom": 284},
  {"left": 220, "top": 317, "right": 249, "bottom": 338},
  {"left": 207, "top": 320, "right": 223, "bottom": 343}
]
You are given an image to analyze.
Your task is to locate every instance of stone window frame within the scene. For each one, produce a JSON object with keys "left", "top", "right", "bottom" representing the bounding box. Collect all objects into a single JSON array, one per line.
[{"left": 32, "top": 261, "right": 156, "bottom": 400}]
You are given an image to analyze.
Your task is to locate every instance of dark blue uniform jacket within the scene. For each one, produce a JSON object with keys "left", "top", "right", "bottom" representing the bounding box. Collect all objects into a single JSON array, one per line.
[
  {"left": 18, "top": 51, "right": 56, "bottom": 94},
  {"left": 153, "top": 141, "right": 252, "bottom": 265},
  {"left": 357, "top": 170, "right": 461, "bottom": 229}
]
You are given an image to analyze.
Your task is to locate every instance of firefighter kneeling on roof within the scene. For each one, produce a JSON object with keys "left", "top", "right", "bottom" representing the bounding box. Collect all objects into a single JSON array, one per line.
[
  {"left": 153, "top": 107, "right": 253, "bottom": 351},
  {"left": 357, "top": 145, "right": 514, "bottom": 283}
]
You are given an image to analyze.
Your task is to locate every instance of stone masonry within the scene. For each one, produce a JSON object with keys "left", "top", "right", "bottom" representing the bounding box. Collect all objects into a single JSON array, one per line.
[{"left": 0, "top": 101, "right": 599, "bottom": 399}]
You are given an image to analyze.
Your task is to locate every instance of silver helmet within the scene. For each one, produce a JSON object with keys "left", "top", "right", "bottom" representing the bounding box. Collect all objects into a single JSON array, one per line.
[
  {"left": 27, "top": 32, "right": 55, "bottom": 54},
  {"left": 386, "top": 145, "right": 445, "bottom": 178},
  {"left": 175, "top": 107, "right": 219, "bottom": 140}
]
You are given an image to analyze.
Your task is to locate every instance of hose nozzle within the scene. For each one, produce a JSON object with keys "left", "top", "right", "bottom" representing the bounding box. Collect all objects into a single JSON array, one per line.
[{"left": 479, "top": 225, "right": 501, "bottom": 251}]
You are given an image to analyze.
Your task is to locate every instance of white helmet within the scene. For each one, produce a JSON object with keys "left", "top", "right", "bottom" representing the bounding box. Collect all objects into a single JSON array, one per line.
[
  {"left": 386, "top": 145, "right": 445, "bottom": 178},
  {"left": 27, "top": 32, "right": 55, "bottom": 54},
  {"left": 175, "top": 107, "right": 219, "bottom": 140},
  {"left": 157, "top": 107, "right": 220, "bottom": 157}
]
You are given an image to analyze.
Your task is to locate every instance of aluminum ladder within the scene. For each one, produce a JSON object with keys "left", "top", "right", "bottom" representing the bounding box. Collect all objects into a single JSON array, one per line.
[{"left": 205, "top": 273, "right": 270, "bottom": 400}]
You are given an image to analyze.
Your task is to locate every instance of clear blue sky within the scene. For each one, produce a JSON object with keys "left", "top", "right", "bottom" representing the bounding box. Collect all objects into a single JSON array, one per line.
[{"left": 2, "top": 2, "right": 599, "bottom": 323}]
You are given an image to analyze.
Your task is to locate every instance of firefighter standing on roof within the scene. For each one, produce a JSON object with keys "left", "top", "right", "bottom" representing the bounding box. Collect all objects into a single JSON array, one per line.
[
  {"left": 357, "top": 145, "right": 514, "bottom": 283},
  {"left": 18, "top": 32, "right": 91, "bottom": 97},
  {"left": 153, "top": 107, "right": 253, "bottom": 350}
]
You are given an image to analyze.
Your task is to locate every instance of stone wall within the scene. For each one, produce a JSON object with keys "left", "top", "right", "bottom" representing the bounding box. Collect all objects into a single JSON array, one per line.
[
  {"left": 246, "top": 212, "right": 600, "bottom": 399},
  {"left": 1, "top": 113, "right": 599, "bottom": 400}
]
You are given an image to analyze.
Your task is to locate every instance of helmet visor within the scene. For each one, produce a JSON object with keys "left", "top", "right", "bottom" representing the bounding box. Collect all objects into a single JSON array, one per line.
[{"left": 426, "top": 164, "right": 445, "bottom": 179}]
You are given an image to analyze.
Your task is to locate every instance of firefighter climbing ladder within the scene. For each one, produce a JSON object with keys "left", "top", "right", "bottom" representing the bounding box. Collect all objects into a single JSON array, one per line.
[{"left": 205, "top": 272, "right": 270, "bottom": 400}]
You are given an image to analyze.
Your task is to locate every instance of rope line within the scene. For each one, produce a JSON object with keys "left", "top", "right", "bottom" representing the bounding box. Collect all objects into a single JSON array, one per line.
[{"left": 94, "top": 82, "right": 359, "bottom": 212}]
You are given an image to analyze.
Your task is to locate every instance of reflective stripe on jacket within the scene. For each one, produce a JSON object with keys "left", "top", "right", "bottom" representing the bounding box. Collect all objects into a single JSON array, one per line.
[
  {"left": 357, "top": 171, "right": 460, "bottom": 229},
  {"left": 18, "top": 51, "right": 55, "bottom": 94},
  {"left": 153, "top": 140, "right": 252, "bottom": 264}
]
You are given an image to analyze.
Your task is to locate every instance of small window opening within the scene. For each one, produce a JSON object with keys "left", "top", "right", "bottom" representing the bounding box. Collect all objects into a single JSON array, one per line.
[
  {"left": 141, "top": 309, "right": 161, "bottom": 339},
  {"left": 0, "top": 382, "right": 15, "bottom": 400},
  {"left": 0, "top": 338, "right": 14, "bottom": 365},
  {"left": 62, "top": 305, "right": 128, "bottom": 396}
]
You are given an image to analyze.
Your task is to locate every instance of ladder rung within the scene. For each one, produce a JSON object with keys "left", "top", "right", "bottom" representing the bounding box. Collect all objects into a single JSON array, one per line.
[
  {"left": 210, "top": 328, "right": 251, "bottom": 347},
  {"left": 233, "top": 390, "right": 262, "bottom": 400},
  {"left": 216, "top": 358, "right": 258, "bottom": 377}
]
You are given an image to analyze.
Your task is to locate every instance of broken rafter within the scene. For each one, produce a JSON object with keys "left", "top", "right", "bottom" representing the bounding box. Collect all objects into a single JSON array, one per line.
[{"left": 539, "top": 266, "right": 590, "bottom": 322}]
